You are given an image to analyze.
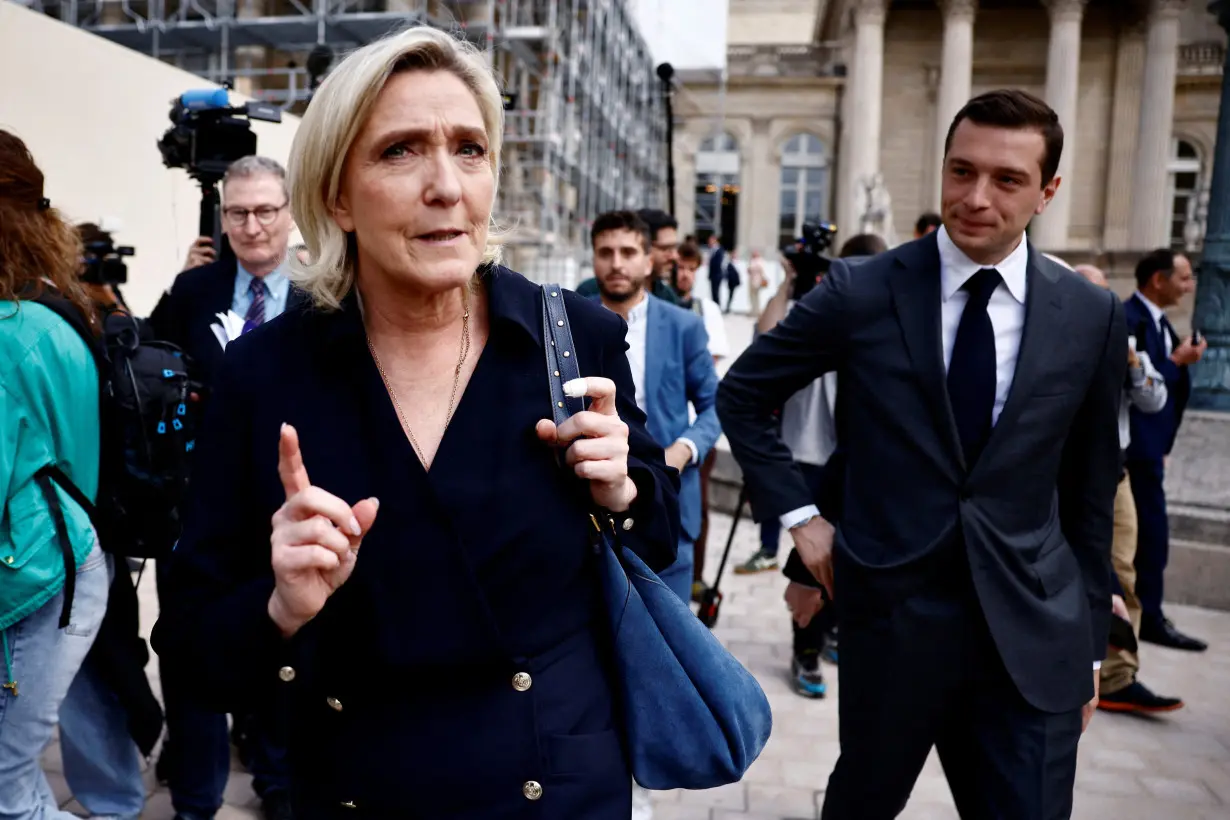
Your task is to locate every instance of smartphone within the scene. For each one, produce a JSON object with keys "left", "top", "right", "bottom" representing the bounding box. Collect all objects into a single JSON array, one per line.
[{"left": 1193, "top": 328, "right": 1204, "bottom": 346}]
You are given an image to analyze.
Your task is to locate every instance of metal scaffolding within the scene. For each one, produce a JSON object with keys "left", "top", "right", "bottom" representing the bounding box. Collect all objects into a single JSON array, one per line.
[{"left": 29, "top": 0, "right": 667, "bottom": 280}]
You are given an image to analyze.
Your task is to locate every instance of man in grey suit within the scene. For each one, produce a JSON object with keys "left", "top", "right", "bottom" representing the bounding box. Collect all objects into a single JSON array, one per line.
[{"left": 717, "top": 89, "right": 1126, "bottom": 818}]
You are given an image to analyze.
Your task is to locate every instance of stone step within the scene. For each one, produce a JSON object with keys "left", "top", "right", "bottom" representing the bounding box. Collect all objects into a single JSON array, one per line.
[
  {"left": 1169, "top": 503, "right": 1230, "bottom": 545},
  {"left": 1165, "top": 538, "right": 1230, "bottom": 611}
]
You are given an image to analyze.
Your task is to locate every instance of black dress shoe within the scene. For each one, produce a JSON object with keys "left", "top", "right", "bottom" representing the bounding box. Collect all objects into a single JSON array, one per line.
[
  {"left": 1140, "top": 617, "right": 1208, "bottom": 651},
  {"left": 1098, "top": 680, "right": 1184, "bottom": 714},
  {"left": 262, "top": 790, "right": 295, "bottom": 820}
]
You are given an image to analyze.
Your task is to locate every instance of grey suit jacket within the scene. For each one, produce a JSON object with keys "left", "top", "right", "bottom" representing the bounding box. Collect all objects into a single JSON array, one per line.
[{"left": 717, "top": 232, "right": 1126, "bottom": 713}]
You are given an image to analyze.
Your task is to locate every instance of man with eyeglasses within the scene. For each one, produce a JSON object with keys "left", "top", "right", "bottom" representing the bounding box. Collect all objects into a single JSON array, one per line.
[
  {"left": 151, "top": 155, "right": 306, "bottom": 393},
  {"left": 148, "top": 155, "right": 302, "bottom": 820}
]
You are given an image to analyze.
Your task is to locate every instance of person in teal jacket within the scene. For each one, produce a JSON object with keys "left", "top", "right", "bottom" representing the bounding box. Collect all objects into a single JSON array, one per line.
[{"left": 0, "top": 129, "right": 110, "bottom": 820}]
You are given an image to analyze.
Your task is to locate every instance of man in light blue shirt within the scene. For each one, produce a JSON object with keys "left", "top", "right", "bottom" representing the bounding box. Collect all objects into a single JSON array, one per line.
[{"left": 150, "top": 155, "right": 304, "bottom": 390}]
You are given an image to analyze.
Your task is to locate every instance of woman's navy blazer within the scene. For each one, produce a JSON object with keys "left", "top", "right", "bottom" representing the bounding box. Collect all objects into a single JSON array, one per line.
[{"left": 152, "top": 266, "right": 681, "bottom": 818}]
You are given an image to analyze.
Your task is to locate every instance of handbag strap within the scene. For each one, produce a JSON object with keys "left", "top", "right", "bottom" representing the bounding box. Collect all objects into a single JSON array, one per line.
[
  {"left": 541, "top": 284, "right": 585, "bottom": 426},
  {"left": 540, "top": 285, "right": 610, "bottom": 541}
]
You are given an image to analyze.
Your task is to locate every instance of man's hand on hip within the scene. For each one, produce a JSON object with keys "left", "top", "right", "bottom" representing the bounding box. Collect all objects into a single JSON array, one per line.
[{"left": 791, "top": 516, "right": 836, "bottom": 600}]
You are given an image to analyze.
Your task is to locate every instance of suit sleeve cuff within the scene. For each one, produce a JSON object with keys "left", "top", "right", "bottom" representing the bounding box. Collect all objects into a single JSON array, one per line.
[
  {"left": 678, "top": 437, "right": 700, "bottom": 466},
  {"left": 780, "top": 504, "right": 821, "bottom": 530}
]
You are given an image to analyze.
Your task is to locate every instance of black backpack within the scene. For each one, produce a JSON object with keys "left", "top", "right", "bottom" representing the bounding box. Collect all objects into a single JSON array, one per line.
[{"left": 31, "top": 290, "right": 201, "bottom": 560}]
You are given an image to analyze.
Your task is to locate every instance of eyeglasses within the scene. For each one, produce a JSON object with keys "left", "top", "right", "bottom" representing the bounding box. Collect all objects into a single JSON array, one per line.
[{"left": 222, "top": 202, "right": 288, "bottom": 227}]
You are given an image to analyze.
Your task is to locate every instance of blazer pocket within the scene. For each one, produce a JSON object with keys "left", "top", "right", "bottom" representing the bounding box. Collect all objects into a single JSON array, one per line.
[
  {"left": 546, "top": 729, "right": 625, "bottom": 777},
  {"left": 1031, "top": 544, "right": 1078, "bottom": 598}
]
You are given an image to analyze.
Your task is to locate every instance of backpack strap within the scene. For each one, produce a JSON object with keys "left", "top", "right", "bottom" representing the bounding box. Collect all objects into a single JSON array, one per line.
[
  {"left": 32, "top": 469, "right": 79, "bottom": 629},
  {"left": 24, "top": 288, "right": 107, "bottom": 375}
]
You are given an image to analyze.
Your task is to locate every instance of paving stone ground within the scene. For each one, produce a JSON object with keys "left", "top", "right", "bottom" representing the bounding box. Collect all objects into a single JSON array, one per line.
[{"left": 39, "top": 511, "right": 1230, "bottom": 819}]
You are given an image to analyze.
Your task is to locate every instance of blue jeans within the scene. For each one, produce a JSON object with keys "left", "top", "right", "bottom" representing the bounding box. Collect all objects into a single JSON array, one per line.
[
  {"left": 658, "top": 536, "right": 696, "bottom": 604},
  {"left": 0, "top": 543, "right": 110, "bottom": 820},
  {"left": 58, "top": 653, "right": 145, "bottom": 820}
]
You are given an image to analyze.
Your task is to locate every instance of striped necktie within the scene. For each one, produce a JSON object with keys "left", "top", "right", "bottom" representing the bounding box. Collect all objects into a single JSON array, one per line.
[{"left": 242, "top": 278, "right": 268, "bottom": 335}]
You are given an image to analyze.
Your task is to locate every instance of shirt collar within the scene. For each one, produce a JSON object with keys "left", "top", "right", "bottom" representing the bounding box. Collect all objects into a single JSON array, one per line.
[
  {"left": 237, "top": 259, "right": 290, "bottom": 301},
  {"left": 937, "top": 225, "right": 1028, "bottom": 305},
  {"left": 1134, "top": 291, "right": 1166, "bottom": 325},
  {"left": 626, "top": 293, "right": 649, "bottom": 325}
]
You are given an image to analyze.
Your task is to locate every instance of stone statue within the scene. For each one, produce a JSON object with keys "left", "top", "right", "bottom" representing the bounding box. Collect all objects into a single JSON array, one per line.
[{"left": 858, "top": 173, "right": 898, "bottom": 247}]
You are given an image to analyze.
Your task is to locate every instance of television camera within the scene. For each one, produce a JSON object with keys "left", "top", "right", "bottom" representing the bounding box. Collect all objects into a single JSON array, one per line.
[
  {"left": 157, "top": 88, "right": 282, "bottom": 253},
  {"left": 82, "top": 236, "right": 135, "bottom": 287},
  {"left": 783, "top": 221, "right": 838, "bottom": 302}
]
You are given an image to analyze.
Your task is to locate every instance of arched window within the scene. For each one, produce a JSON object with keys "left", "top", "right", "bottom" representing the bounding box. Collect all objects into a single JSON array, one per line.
[
  {"left": 1168, "top": 139, "right": 1204, "bottom": 251},
  {"left": 694, "top": 131, "right": 741, "bottom": 248},
  {"left": 778, "top": 133, "right": 829, "bottom": 250}
]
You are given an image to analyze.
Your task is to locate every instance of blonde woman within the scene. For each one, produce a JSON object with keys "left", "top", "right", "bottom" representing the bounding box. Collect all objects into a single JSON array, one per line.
[{"left": 152, "top": 27, "right": 680, "bottom": 818}]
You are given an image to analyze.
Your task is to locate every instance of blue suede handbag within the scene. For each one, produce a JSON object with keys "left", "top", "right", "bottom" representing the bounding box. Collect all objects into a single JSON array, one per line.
[{"left": 540, "top": 284, "right": 773, "bottom": 790}]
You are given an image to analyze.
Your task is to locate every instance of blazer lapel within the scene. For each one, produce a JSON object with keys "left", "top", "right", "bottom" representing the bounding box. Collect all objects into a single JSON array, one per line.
[
  {"left": 978, "top": 245, "right": 1063, "bottom": 466},
  {"left": 888, "top": 234, "right": 965, "bottom": 468},
  {"left": 206, "top": 263, "right": 236, "bottom": 317}
]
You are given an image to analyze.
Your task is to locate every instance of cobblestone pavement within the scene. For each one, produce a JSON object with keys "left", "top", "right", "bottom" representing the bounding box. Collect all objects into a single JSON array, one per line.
[{"left": 38, "top": 509, "right": 1230, "bottom": 819}]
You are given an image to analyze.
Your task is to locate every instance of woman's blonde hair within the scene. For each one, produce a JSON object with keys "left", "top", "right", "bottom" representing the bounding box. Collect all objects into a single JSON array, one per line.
[{"left": 287, "top": 26, "right": 505, "bottom": 309}]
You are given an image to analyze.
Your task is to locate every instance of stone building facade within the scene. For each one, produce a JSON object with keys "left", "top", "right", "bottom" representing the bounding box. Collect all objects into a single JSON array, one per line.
[{"left": 673, "top": 0, "right": 1224, "bottom": 282}]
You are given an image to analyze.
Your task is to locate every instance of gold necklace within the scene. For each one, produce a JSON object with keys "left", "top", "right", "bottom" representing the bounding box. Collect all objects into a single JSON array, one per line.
[{"left": 367, "top": 292, "right": 471, "bottom": 467}]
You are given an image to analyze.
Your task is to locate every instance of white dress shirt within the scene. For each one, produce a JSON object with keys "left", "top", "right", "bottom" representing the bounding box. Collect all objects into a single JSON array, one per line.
[
  {"left": 938, "top": 225, "right": 1029, "bottom": 421},
  {"left": 1133, "top": 291, "right": 1174, "bottom": 356},
  {"left": 624, "top": 296, "right": 649, "bottom": 413}
]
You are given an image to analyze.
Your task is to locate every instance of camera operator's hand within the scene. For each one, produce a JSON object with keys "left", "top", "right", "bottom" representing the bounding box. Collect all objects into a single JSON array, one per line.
[
  {"left": 791, "top": 515, "right": 835, "bottom": 600},
  {"left": 183, "top": 236, "right": 217, "bottom": 271},
  {"left": 1171, "top": 335, "right": 1207, "bottom": 367}
]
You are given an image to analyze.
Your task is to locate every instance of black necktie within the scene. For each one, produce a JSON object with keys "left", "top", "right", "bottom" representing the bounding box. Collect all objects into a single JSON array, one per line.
[
  {"left": 947, "top": 268, "right": 1001, "bottom": 467},
  {"left": 1160, "top": 314, "right": 1177, "bottom": 357}
]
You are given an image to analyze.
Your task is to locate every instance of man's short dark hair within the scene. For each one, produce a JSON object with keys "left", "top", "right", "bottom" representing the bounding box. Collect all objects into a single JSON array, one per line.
[
  {"left": 944, "top": 89, "right": 1064, "bottom": 185},
  {"left": 915, "top": 212, "right": 942, "bottom": 236},
  {"left": 839, "top": 233, "right": 888, "bottom": 259},
  {"left": 637, "top": 208, "right": 678, "bottom": 241},
  {"left": 591, "top": 210, "right": 651, "bottom": 251},
  {"left": 677, "top": 241, "right": 702, "bottom": 264},
  {"left": 1135, "top": 248, "right": 1177, "bottom": 290}
]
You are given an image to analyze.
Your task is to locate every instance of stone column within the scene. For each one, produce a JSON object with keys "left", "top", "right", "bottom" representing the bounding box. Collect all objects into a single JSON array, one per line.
[
  {"left": 232, "top": 0, "right": 266, "bottom": 100},
  {"left": 1190, "top": 0, "right": 1230, "bottom": 409},
  {"left": 1102, "top": 17, "right": 1148, "bottom": 250},
  {"left": 932, "top": 0, "right": 978, "bottom": 209},
  {"left": 1128, "top": 0, "right": 1187, "bottom": 248},
  {"left": 101, "top": 1, "right": 126, "bottom": 24},
  {"left": 838, "top": 0, "right": 889, "bottom": 243},
  {"left": 1031, "top": 0, "right": 1086, "bottom": 251},
  {"left": 748, "top": 118, "right": 777, "bottom": 254}
]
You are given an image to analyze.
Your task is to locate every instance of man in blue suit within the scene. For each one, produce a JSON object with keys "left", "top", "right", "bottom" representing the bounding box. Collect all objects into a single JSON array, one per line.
[
  {"left": 589, "top": 210, "right": 721, "bottom": 603},
  {"left": 1124, "top": 249, "right": 1208, "bottom": 652}
]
